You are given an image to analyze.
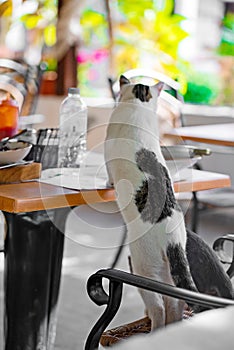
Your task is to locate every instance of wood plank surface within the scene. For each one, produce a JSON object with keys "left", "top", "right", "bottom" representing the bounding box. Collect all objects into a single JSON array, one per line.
[
  {"left": 165, "top": 123, "right": 234, "bottom": 147},
  {"left": 173, "top": 169, "right": 231, "bottom": 193},
  {"left": 0, "top": 182, "right": 116, "bottom": 213},
  {"left": 0, "top": 169, "right": 231, "bottom": 213}
]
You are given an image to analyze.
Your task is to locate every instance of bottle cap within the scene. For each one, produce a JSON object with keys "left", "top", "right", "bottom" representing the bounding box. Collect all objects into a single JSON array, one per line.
[{"left": 68, "top": 87, "right": 80, "bottom": 95}]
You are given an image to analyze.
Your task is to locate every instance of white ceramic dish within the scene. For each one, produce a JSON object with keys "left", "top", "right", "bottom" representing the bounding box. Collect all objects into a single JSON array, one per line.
[
  {"left": 166, "top": 157, "right": 201, "bottom": 177},
  {"left": 162, "top": 145, "right": 204, "bottom": 177},
  {"left": 0, "top": 141, "right": 32, "bottom": 165}
]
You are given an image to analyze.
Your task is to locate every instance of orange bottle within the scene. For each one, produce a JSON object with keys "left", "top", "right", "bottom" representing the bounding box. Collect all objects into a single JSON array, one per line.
[{"left": 0, "top": 97, "right": 19, "bottom": 139}]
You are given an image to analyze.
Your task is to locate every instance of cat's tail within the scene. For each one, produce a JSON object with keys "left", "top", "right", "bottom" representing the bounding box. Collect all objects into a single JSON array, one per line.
[{"left": 186, "top": 228, "right": 234, "bottom": 313}]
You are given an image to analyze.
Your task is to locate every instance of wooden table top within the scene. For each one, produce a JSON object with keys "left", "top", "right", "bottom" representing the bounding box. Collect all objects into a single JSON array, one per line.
[
  {"left": 165, "top": 123, "right": 234, "bottom": 147},
  {"left": 0, "top": 169, "right": 231, "bottom": 213}
]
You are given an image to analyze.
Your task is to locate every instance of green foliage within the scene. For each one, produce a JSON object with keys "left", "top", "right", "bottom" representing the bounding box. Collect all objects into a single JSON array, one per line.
[
  {"left": 113, "top": 0, "right": 188, "bottom": 78},
  {"left": 79, "top": 0, "right": 188, "bottom": 93},
  {"left": 117, "top": 0, "right": 154, "bottom": 18},
  {"left": 20, "top": 0, "right": 57, "bottom": 30},
  {"left": 80, "top": 8, "right": 108, "bottom": 45},
  {"left": 182, "top": 70, "right": 220, "bottom": 105},
  {"left": 217, "top": 12, "right": 234, "bottom": 56}
]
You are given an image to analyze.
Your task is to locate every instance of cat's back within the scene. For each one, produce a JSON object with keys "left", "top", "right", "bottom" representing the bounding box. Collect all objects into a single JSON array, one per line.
[{"left": 106, "top": 101, "right": 156, "bottom": 141}]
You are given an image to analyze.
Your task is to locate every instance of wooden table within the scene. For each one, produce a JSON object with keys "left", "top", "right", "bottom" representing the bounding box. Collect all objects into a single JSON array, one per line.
[
  {"left": 0, "top": 169, "right": 231, "bottom": 350},
  {"left": 0, "top": 169, "right": 230, "bottom": 213},
  {"left": 166, "top": 122, "right": 234, "bottom": 231},
  {"left": 166, "top": 123, "right": 234, "bottom": 148}
]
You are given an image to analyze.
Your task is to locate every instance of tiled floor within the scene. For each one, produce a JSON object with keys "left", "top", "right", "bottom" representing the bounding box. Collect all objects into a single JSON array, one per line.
[{"left": 0, "top": 204, "right": 233, "bottom": 350}]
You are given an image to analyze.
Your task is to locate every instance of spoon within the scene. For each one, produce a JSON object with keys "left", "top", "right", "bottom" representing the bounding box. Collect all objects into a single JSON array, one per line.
[{"left": 0, "top": 129, "right": 28, "bottom": 150}]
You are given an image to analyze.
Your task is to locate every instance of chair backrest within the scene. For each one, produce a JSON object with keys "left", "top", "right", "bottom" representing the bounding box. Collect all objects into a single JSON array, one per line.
[
  {"left": 0, "top": 75, "right": 26, "bottom": 111},
  {"left": 0, "top": 58, "right": 45, "bottom": 115},
  {"left": 109, "top": 68, "right": 182, "bottom": 100}
]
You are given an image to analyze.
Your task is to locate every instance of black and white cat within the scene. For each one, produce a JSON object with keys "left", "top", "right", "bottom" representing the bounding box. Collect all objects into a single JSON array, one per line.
[{"left": 104, "top": 75, "right": 198, "bottom": 329}]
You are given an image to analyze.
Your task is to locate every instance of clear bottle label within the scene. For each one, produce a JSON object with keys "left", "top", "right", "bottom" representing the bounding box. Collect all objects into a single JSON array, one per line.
[{"left": 58, "top": 110, "right": 87, "bottom": 168}]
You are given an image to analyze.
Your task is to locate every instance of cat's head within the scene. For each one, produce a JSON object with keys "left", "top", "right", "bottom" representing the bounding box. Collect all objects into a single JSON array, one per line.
[{"left": 119, "top": 75, "right": 164, "bottom": 103}]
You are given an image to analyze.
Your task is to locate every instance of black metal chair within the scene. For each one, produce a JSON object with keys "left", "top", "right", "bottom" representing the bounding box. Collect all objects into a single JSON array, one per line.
[
  {"left": 85, "top": 266, "right": 234, "bottom": 350},
  {"left": 213, "top": 233, "right": 234, "bottom": 279},
  {"left": 191, "top": 186, "right": 234, "bottom": 232},
  {"left": 84, "top": 227, "right": 234, "bottom": 349},
  {"left": 108, "top": 68, "right": 183, "bottom": 102},
  {"left": 175, "top": 105, "right": 234, "bottom": 233}
]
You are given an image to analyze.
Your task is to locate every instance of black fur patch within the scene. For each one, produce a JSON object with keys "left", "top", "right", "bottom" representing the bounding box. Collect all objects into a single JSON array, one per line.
[
  {"left": 132, "top": 84, "right": 152, "bottom": 102},
  {"left": 167, "top": 243, "right": 197, "bottom": 291},
  {"left": 135, "top": 179, "right": 148, "bottom": 214},
  {"left": 135, "top": 148, "right": 176, "bottom": 224}
]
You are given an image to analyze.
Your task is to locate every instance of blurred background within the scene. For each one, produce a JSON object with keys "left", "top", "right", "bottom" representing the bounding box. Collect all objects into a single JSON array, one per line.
[
  {"left": 0, "top": 1, "right": 234, "bottom": 349},
  {"left": 0, "top": 0, "right": 233, "bottom": 105}
]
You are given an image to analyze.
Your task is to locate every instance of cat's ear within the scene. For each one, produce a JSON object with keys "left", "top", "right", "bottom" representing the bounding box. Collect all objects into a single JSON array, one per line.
[
  {"left": 119, "top": 75, "right": 130, "bottom": 88},
  {"left": 154, "top": 81, "right": 164, "bottom": 94}
]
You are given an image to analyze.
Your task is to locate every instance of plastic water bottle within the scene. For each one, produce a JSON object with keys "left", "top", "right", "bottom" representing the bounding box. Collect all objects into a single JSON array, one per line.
[{"left": 58, "top": 87, "right": 87, "bottom": 168}]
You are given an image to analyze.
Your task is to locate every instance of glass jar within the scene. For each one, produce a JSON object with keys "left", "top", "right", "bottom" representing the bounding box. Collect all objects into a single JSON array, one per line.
[{"left": 0, "top": 98, "right": 19, "bottom": 139}]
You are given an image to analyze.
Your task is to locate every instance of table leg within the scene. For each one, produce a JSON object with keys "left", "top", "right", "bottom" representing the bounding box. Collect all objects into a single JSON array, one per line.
[
  {"left": 3, "top": 207, "right": 70, "bottom": 350},
  {"left": 191, "top": 192, "right": 199, "bottom": 232}
]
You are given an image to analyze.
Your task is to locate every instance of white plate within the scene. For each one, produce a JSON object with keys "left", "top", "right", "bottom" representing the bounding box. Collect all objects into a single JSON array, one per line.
[
  {"left": 0, "top": 141, "right": 32, "bottom": 165},
  {"left": 166, "top": 157, "right": 201, "bottom": 177},
  {"left": 162, "top": 145, "right": 203, "bottom": 177}
]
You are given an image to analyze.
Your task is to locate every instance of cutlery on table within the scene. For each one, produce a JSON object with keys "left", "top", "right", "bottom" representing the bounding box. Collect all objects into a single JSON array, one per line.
[{"left": 0, "top": 129, "right": 28, "bottom": 151}]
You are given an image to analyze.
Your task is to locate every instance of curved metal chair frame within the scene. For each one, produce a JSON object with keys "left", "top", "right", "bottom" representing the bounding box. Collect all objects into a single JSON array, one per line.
[
  {"left": 213, "top": 234, "right": 234, "bottom": 278},
  {"left": 85, "top": 230, "right": 234, "bottom": 349},
  {"left": 108, "top": 68, "right": 184, "bottom": 115},
  {"left": 0, "top": 58, "right": 46, "bottom": 115},
  {"left": 85, "top": 267, "right": 234, "bottom": 350}
]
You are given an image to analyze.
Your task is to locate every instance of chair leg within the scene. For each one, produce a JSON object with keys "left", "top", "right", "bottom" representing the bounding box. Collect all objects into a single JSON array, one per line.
[{"left": 191, "top": 192, "right": 199, "bottom": 232}]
